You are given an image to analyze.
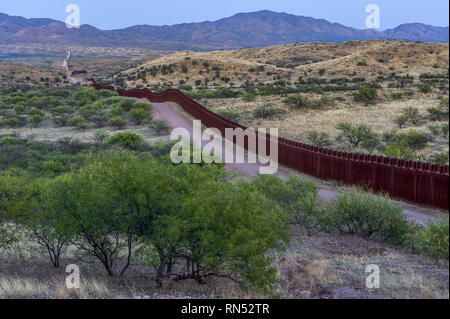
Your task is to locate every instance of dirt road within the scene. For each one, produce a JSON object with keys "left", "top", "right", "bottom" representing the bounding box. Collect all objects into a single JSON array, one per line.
[{"left": 152, "top": 101, "right": 445, "bottom": 226}]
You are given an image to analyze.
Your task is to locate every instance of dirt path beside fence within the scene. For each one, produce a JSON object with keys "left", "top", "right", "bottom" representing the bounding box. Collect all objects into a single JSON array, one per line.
[{"left": 151, "top": 101, "right": 445, "bottom": 226}]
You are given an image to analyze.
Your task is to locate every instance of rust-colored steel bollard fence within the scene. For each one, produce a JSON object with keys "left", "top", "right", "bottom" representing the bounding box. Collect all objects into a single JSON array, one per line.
[{"left": 91, "top": 80, "right": 449, "bottom": 211}]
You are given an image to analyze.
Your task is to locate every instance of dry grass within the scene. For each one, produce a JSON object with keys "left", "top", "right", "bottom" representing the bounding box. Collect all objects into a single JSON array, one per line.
[
  {"left": 276, "top": 229, "right": 449, "bottom": 299},
  {"left": 1, "top": 226, "right": 447, "bottom": 299},
  {"left": 203, "top": 92, "right": 448, "bottom": 157}
]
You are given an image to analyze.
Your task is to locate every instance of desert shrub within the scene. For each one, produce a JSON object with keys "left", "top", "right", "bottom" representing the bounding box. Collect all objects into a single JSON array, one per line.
[
  {"left": 254, "top": 105, "right": 278, "bottom": 118},
  {"left": 427, "top": 124, "right": 441, "bottom": 136},
  {"left": 43, "top": 160, "right": 67, "bottom": 173},
  {"left": 357, "top": 61, "right": 367, "bottom": 66},
  {"left": 383, "top": 130, "right": 430, "bottom": 160},
  {"left": 426, "top": 123, "right": 448, "bottom": 138},
  {"left": 336, "top": 122, "right": 375, "bottom": 148},
  {"left": 0, "top": 173, "right": 23, "bottom": 249},
  {"left": 132, "top": 101, "right": 153, "bottom": 111},
  {"left": 252, "top": 175, "right": 329, "bottom": 236},
  {"left": 307, "top": 131, "right": 332, "bottom": 148},
  {"left": 71, "top": 87, "right": 98, "bottom": 106},
  {"left": 96, "top": 89, "right": 118, "bottom": 98},
  {"left": 130, "top": 108, "right": 151, "bottom": 125},
  {"left": 91, "top": 130, "right": 110, "bottom": 147},
  {"left": 402, "top": 107, "right": 421, "bottom": 126},
  {"left": 383, "top": 144, "right": 418, "bottom": 160},
  {"left": 328, "top": 190, "right": 409, "bottom": 244},
  {"left": 108, "top": 116, "right": 126, "bottom": 130},
  {"left": 153, "top": 179, "right": 290, "bottom": 290},
  {"left": 67, "top": 116, "right": 89, "bottom": 131},
  {"left": 441, "top": 123, "right": 449, "bottom": 137},
  {"left": 391, "top": 92, "right": 403, "bottom": 100},
  {"left": 114, "top": 98, "right": 135, "bottom": 112},
  {"left": 149, "top": 141, "right": 175, "bottom": 158},
  {"left": 395, "top": 115, "right": 409, "bottom": 128},
  {"left": 427, "top": 97, "right": 449, "bottom": 121},
  {"left": 59, "top": 151, "right": 150, "bottom": 276},
  {"left": 150, "top": 119, "right": 171, "bottom": 135},
  {"left": 216, "top": 110, "right": 240, "bottom": 121},
  {"left": 2, "top": 117, "right": 26, "bottom": 128},
  {"left": 360, "top": 131, "right": 381, "bottom": 154},
  {"left": 408, "top": 219, "right": 449, "bottom": 261},
  {"left": 0, "top": 223, "right": 18, "bottom": 251},
  {"left": 420, "top": 84, "right": 433, "bottom": 94},
  {"left": 52, "top": 113, "right": 71, "bottom": 127},
  {"left": 284, "top": 94, "right": 323, "bottom": 109},
  {"left": 105, "top": 132, "right": 144, "bottom": 150},
  {"left": 12, "top": 178, "right": 71, "bottom": 267},
  {"left": 395, "top": 130, "right": 430, "bottom": 151},
  {"left": 428, "top": 152, "right": 449, "bottom": 165},
  {"left": 353, "top": 86, "right": 377, "bottom": 105},
  {"left": 27, "top": 114, "right": 45, "bottom": 129},
  {"left": 240, "top": 93, "right": 256, "bottom": 102}
]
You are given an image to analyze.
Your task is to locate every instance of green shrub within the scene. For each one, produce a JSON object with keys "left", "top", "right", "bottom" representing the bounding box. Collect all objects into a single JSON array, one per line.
[
  {"left": 2, "top": 117, "right": 26, "bottom": 128},
  {"left": 43, "top": 160, "right": 67, "bottom": 173},
  {"left": 307, "top": 131, "right": 332, "bottom": 148},
  {"left": 105, "top": 132, "right": 144, "bottom": 150},
  {"left": 96, "top": 89, "right": 118, "bottom": 98},
  {"left": 27, "top": 114, "right": 45, "bottom": 129},
  {"left": 130, "top": 108, "right": 151, "bottom": 125},
  {"left": 391, "top": 92, "right": 403, "bottom": 100},
  {"left": 427, "top": 97, "right": 449, "bottom": 121},
  {"left": 216, "top": 110, "right": 240, "bottom": 121},
  {"left": 402, "top": 107, "right": 421, "bottom": 126},
  {"left": 329, "top": 190, "right": 410, "bottom": 244},
  {"left": 409, "top": 219, "right": 449, "bottom": 261},
  {"left": 428, "top": 152, "right": 449, "bottom": 165},
  {"left": 395, "top": 115, "right": 409, "bottom": 128},
  {"left": 108, "top": 116, "right": 127, "bottom": 130},
  {"left": 91, "top": 130, "right": 110, "bottom": 147},
  {"left": 420, "top": 84, "right": 432, "bottom": 94},
  {"left": 149, "top": 141, "right": 175, "bottom": 158},
  {"left": 395, "top": 130, "right": 430, "bottom": 151},
  {"left": 252, "top": 175, "right": 329, "bottom": 236},
  {"left": 67, "top": 116, "right": 89, "bottom": 131},
  {"left": 240, "top": 93, "right": 256, "bottom": 102},
  {"left": 284, "top": 94, "right": 323, "bottom": 109},
  {"left": 336, "top": 122, "right": 375, "bottom": 148},
  {"left": 132, "top": 101, "right": 153, "bottom": 111},
  {"left": 254, "top": 105, "right": 278, "bottom": 118},
  {"left": 427, "top": 124, "right": 441, "bottom": 136},
  {"left": 150, "top": 119, "right": 171, "bottom": 135},
  {"left": 354, "top": 86, "right": 377, "bottom": 105}
]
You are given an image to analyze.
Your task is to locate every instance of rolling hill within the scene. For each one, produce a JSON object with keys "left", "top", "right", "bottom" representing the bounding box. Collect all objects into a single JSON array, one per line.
[{"left": 119, "top": 40, "right": 449, "bottom": 88}]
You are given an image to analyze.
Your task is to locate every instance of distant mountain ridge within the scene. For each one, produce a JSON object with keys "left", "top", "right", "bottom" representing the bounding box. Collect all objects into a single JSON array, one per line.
[{"left": 0, "top": 10, "right": 448, "bottom": 50}]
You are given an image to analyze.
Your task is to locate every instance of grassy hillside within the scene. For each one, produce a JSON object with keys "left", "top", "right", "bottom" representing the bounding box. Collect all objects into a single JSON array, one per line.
[
  {"left": 119, "top": 40, "right": 448, "bottom": 88},
  {"left": 0, "top": 61, "right": 68, "bottom": 89}
]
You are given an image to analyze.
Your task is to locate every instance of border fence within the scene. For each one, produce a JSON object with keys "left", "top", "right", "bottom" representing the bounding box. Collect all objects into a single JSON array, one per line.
[{"left": 91, "top": 80, "right": 449, "bottom": 211}]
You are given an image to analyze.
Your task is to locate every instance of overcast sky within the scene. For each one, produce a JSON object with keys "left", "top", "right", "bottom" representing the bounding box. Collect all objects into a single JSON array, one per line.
[{"left": 0, "top": 0, "right": 448, "bottom": 30}]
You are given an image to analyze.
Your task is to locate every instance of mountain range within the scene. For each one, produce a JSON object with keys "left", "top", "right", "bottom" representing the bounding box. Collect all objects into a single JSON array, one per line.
[{"left": 0, "top": 10, "right": 448, "bottom": 50}]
